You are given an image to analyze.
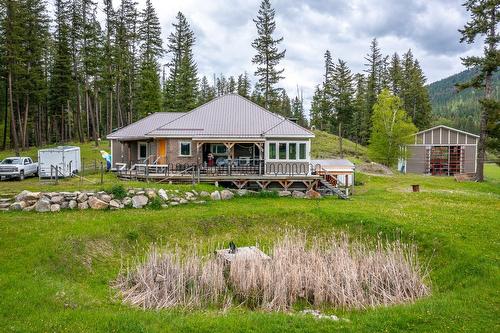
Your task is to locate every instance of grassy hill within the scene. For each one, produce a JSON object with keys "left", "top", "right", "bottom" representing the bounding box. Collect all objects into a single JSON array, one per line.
[
  {"left": 0, "top": 165, "right": 499, "bottom": 332},
  {"left": 427, "top": 68, "right": 500, "bottom": 133},
  {"left": 311, "top": 130, "right": 368, "bottom": 163}
]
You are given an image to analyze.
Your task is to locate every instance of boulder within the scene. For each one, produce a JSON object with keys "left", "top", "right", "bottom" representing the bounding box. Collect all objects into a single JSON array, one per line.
[
  {"left": 60, "top": 201, "right": 69, "bottom": 209},
  {"left": 292, "top": 190, "right": 306, "bottom": 198},
  {"left": 23, "top": 204, "right": 36, "bottom": 212},
  {"left": 16, "top": 190, "right": 41, "bottom": 202},
  {"left": 195, "top": 200, "right": 206, "bottom": 205},
  {"left": 122, "top": 197, "right": 132, "bottom": 207},
  {"left": 77, "top": 193, "right": 88, "bottom": 203},
  {"left": 161, "top": 204, "right": 169, "bottom": 209},
  {"left": 109, "top": 199, "right": 121, "bottom": 209},
  {"left": 199, "top": 191, "right": 210, "bottom": 197},
  {"left": 35, "top": 198, "right": 51, "bottom": 212},
  {"left": 179, "top": 199, "right": 188, "bottom": 204},
  {"left": 191, "top": 190, "right": 199, "bottom": 196},
  {"left": 136, "top": 191, "right": 145, "bottom": 196},
  {"left": 78, "top": 201, "right": 89, "bottom": 210},
  {"left": 185, "top": 191, "right": 195, "bottom": 198},
  {"left": 50, "top": 195, "right": 64, "bottom": 204},
  {"left": 146, "top": 190, "right": 157, "bottom": 199},
  {"left": 210, "top": 191, "right": 221, "bottom": 200},
  {"left": 68, "top": 200, "right": 78, "bottom": 209},
  {"left": 170, "top": 201, "right": 179, "bottom": 206},
  {"left": 88, "top": 196, "right": 109, "bottom": 210},
  {"left": 278, "top": 190, "right": 292, "bottom": 197},
  {"left": 158, "top": 189, "right": 169, "bottom": 201},
  {"left": 236, "top": 189, "right": 248, "bottom": 197},
  {"left": 127, "top": 189, "right": 135, "bottom": 196},
  {"left": 305, "top": 189, "right": 321, "bottom": 199},
  {"left": 9, "top": 201, "right": 26, "bottom": 211},
  {"left": 220, "top": 189, "right": 234, "bottom": 200},
  {"left": 50, "top": 204, "right": 61, "bottom": 212},
  {"left": 132, "top": 195, "right": 148, "bottom": 208},
  {"left": 99, "top": 194, "right": 112, "bottom": 203}
]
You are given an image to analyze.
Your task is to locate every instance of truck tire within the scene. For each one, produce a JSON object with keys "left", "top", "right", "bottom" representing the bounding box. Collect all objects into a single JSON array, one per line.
[{"left": 19, "top": 170, "right": 24, "bottom": 181}]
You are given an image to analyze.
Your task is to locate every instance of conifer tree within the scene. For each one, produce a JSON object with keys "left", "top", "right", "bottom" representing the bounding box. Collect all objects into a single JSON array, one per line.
[
  {"left": 332, "top": 59, "right": 355, "bottom": 138},
  {"left": 164, "top": 12, "right": 198, "bottom": 112},
  {"left": 388, "top": 53, "right": 402, "bottom": 95},
  {"left": 457, "top": 0, "right": 499, "bottom": 181},
  {"left": 136, "top": 0, "right": 163, "bottom": 116},
  {"left": 237, "top": 72, "right": 251, "bottom": 98},
  {"left": 198, "top": 75, "right": 215, "bottom": 104},
  {"left": 251, "top": 0, "right": 285, "bottom": 111},
  {"left": 363, "top": 38, "right": 383, "bottom": 138}
]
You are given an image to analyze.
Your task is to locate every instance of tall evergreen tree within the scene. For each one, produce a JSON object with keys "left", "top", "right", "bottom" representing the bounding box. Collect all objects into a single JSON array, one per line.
[
  {"left": 332, "top": 59, "right": 355, "bottom": 138},
  {"left": 251, "top": 0, "right": 285, "bottom": 111},
  {"left": 237, "top": 72, "right": 251, "bottom": 98},
  {"left": 363, "top": 38, "right": 383, "bottom": 142},
  {"left": 457, "top": 0, "right": 499, "bottom": 181},
  {"left": 388, "top": 53, "right": 402, "bottom": 95},
  {"left": 163, "top": 12, "right": 198, "bottom": 112},
  {"left": 198, "top": 75, "right": 215, "bottom": 105},
  {"left": 136, "top": 0, "right": 163, "bottom": 117}
]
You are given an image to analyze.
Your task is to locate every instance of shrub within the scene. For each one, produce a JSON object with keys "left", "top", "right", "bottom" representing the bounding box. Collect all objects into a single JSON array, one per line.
[
  {"left": 115, "top": 232, "right": 429, "bottom": 311},
  {"left": 148, "top": 196, "right": 163, "bottom": 210},
  {"left": 110, "top": 184, "right": 127, "bottom": 199}
]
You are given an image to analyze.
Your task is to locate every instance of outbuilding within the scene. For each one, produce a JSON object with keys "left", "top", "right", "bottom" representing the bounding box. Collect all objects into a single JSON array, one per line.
[
  {"left": 38, "top": 146, "right": 81, "bottom": 178},
  {"left": 399, "top": 125, "right": 478, "bottom": 176}
]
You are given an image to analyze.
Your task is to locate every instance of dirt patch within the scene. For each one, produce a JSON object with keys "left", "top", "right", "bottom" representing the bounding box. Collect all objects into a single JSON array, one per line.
[{"left": 357, "top": 162, "right": 394, "bottom": 176}]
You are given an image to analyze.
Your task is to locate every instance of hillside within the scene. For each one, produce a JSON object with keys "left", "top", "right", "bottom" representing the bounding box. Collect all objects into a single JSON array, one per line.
[
  {"left": 427, "top": 68, "right": 500, "bottom": 133},
  {"left": 310, "top": 130, "right": 368, "bottom": 162}
]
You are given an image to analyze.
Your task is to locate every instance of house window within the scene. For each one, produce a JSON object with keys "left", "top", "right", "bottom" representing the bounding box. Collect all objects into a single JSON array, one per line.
[
  {"left": 210, "top": 144, "right": 227, "bottom": 155},
  {"left": 289, "top": 143, "right": 297, "bottom": 160},
  {"left": 138, "top": 142, "right": 147, "bottom": 160},
  {"left": 269, "top": 143, "right": 276, "bottom": 159},
  {"left": 299, "top": 143, "right": 306, "bottom": 160},
  {"left": 279, "top": 143, "right": 287, "bottom": 159},
  {"left": 180, "top": 142, "right": 191, "bottom": 156}
]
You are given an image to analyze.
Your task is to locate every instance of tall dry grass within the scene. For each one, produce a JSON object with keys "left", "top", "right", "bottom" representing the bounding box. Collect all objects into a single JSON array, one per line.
[{"left": 115, "top": 233, "right": 429, "bottom": 311}]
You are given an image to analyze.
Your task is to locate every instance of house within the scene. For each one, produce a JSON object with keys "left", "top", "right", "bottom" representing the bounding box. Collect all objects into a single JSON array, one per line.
[
  {"left": 399, "top": 125, "right": 478, "bottom": 176},
  {"left": 107, "top": 94, "right": 350, "bottom": 195}
]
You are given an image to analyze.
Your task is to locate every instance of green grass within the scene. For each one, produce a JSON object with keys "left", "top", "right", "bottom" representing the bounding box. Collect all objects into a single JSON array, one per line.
[
  {"left": 0, "top": 165, "right": 499, "bottom": 332},
  {"left": 311, "top": 130, "right": 368, "bottom": 163}
]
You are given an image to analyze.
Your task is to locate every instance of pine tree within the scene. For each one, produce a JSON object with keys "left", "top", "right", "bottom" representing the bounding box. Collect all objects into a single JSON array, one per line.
[
  {"left": 237, "top": 72, "right": 251, "bottom": 98},
  {"left": 251, "top": 0, "right": 285, "bottom": 111},
  {"left": 49, "top": 0, "right": 73, "bottom": 143},
  {"left": 136, "top": 0, "right": 163, "bottom": 117},
  {"left": 102, "top": 0, "right": 115, "bottom": 135},
  {"left": 458, "top": 0, "right": 499, "bottom": 181},
  {"left": 227, "top": 76, "right": 236, "bottom": 94},
  {"left": 352, "top": 73, "right": 367, "bottom": 146},
  {"left": 164, "top": 12, "right": 198, "bottom": 112},
  {"left": 363, "top": 38, "right": 383, "bottom": 140},
  {"left": 388, "top": 53, "right": 402, "bottom": 95},
  {"left": 278, "top": 90, "right": 292, "bottom": 117},
  {"left": 291, "top": 90, "right": 307, "bottom": 127},
  {"left": 198, "top": 75, "right": 215, "bottom": 105},
  {"left": 332, "top": 59, "right": 355, "bottom": 138}
]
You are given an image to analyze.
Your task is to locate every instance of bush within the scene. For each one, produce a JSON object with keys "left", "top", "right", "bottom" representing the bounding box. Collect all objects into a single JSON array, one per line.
[
  {"left": 110, "top": 184, "right": 127, "bottom": 199},
  {"left": 148, "top": 196, "right": 163, "bottom": 210}
]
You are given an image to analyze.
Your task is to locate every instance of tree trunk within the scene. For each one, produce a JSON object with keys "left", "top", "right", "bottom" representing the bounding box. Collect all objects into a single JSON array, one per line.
[
  {"left": 338, "top": 122, "right": 343, "bottom": 159},
  {"left": 7, "top": 71, "right": 19, "bottom": 155},
  {"left": 22, "top": 94, "right": 29, "bottom": 148},
  {"left": 2, "top": 80, "right": 8, "bottom": 150}
]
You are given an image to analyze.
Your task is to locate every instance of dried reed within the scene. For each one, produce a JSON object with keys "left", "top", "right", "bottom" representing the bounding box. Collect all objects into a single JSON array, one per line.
[{"left": 114, "top": 232, "right": 429, "bottom": 311}]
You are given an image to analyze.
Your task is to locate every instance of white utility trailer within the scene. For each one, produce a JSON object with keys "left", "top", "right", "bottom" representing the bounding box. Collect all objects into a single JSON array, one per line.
[{"left": 38, "top": 146, "right": 81, "bottom": 178}]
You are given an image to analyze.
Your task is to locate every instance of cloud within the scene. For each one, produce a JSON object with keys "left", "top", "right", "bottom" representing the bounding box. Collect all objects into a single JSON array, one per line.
[{"left": 117, "top": 0, "right": 484, "bottom": 112}]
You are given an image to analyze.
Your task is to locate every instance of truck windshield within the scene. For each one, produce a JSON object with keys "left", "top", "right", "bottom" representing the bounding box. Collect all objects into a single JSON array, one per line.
[{"left": 1, "top": 158, "right": 22, "bottom": 165}]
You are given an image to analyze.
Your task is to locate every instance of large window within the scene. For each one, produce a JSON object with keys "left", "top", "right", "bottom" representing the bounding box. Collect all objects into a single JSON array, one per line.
[
  {"left": 180, "top": 142, "right": 191, "bottom": 156},
  {"left": 210, "top": 144, "right": 227, "bottom": 155},
  {"left": 299, "top": 143, "right": 306, "bottom": 159},
  {"left": 269, "top": 143, "right": 276, "bottom": 159},
  {"left": 267, "top": 141, "right": 308, "bottom": 160},
  {"left": 279, "top": 143, "right": 287, "bottom": 159},
  {"left": 138, "top": 142, "right": 147, "bottom": 160}
]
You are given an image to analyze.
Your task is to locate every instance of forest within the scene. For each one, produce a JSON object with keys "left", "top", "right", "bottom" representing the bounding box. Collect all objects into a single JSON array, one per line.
[{"left": 0, "top": 0, "right": 434, "bottom": 152}]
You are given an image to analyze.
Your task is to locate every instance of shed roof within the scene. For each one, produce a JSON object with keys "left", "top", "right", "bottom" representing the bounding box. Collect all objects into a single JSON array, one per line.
[
  {"left": 311, "top": 159, "right": 355, "bottom": 168},
  {"left": 107, "top": 112, "right": 185, "bottom": 140},
  {"left": 414, "top": 125, "right": 479, "bottom": 138},
  {"left": 147, "top": 94, "right": 314, "bottom": 138}
]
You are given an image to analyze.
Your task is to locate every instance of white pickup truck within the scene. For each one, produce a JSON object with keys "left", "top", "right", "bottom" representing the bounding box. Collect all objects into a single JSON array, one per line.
[{"left": 0, "top": 157, "right": 39, "bottom": 180}]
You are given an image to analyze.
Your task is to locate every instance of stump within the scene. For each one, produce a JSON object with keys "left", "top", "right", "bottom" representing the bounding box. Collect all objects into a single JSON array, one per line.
[{"left": 411, "top": 184, "right": 420, "bottom": 192}]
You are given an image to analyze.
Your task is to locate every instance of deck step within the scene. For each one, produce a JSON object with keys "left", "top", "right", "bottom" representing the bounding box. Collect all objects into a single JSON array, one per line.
[{"left": 319, "top": 180, "right": 349, "bottom": 200}]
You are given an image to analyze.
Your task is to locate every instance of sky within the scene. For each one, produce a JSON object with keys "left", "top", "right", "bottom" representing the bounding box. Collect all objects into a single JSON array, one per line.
[{"left": 111, "top": 0, "right": 483, "bottom": 109}]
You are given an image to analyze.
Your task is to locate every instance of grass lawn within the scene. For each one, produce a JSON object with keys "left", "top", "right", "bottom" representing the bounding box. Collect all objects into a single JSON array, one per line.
[
  {"left": 0, "top": 166, "right": 499, "bottom": 332},
  {"left": 311, "top": 130, "right": 368, "bottom": 163}
]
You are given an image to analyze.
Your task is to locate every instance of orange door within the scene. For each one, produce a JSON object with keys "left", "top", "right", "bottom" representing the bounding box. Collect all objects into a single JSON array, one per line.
[{"left": 157, "top": 139, "right": 167, "bottom": 164}]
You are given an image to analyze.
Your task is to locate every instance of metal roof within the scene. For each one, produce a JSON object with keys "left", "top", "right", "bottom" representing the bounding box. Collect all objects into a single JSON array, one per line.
[
  {"left": 311, "top": 159, "right": 355, "bottom": 168},
  {"left": 147, "top": 94, "right": 314, "bottom": 138},
  {"left": 106, "top": 112, "right": 185, "bottom": 140},
  {"left": 414, "top": 125, "right": 479, "bottom": 138}
]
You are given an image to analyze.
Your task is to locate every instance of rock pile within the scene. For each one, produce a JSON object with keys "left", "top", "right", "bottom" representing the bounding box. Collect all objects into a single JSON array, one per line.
[{"left": 4, "top": 187, "right": 322, "bottom": 213}]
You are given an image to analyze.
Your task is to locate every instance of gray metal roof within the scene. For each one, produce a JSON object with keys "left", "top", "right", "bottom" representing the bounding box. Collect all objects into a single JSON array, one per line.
[
  {"left": 147, "top": 94, "right": 314, "bottom": 138},
  {"left": 311, "top": 159, "right": 355, "bottom": 167},
  {"left": 414, "top": 125, "right": 479, "bottom": 138},
  {"left": 106, "top": 112, "right": 185, "bottom": 140}
]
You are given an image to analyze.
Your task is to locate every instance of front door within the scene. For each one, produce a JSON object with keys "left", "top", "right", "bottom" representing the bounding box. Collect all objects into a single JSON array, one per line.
[{"left": 157, "top": 140, "right": 167, "bottom": 164}]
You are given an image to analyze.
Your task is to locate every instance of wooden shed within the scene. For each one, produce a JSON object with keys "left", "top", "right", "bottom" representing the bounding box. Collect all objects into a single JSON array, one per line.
[{"left": 400, "top": 125, "right": 478, "bottom": 176}]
